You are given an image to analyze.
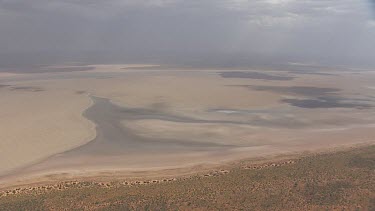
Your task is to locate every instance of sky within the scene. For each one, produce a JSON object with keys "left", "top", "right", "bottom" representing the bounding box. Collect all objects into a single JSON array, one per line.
[{"left": 0, "top": 0, "right": 375, "bottom": 69}]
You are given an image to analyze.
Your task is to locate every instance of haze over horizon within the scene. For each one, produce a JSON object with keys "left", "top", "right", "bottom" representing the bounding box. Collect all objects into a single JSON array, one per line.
[{"left": 1, "top": 0, "right": 375, "bottom": 69}]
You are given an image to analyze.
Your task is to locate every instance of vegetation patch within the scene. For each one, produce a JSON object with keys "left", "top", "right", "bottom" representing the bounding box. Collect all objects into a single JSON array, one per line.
[{"left": 0, "top": 145, "right": 374, "bottom": 210}]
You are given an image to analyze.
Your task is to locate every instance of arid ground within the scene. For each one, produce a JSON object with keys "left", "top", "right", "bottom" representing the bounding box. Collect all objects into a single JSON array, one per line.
[
  {"left": 0, "top": 65, "right": 375, "bottom": 189},
  {"left": 1, "top": 144, "right": 374, "bottom": 210}
]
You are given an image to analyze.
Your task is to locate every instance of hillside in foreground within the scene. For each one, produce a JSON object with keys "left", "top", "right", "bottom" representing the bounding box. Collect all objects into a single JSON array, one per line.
[{"left": 0, "top": 145, "right": 374, "bottom": 210}]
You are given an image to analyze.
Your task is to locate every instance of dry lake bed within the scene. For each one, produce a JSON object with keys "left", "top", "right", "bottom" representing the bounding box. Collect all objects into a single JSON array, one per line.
[{"left": 0, "top": 65, "right": 375, "bottom": 188}]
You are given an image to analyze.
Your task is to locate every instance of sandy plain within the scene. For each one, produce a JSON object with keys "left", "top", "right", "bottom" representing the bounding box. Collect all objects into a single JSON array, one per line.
[{"left": 0, "top": 65, "right": 374, "bottom": 188}]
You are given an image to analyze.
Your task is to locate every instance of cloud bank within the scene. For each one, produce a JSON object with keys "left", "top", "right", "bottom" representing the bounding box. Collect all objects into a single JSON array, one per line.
[{"left": 0, "top": 0, "right": 374, "bottom": 69}]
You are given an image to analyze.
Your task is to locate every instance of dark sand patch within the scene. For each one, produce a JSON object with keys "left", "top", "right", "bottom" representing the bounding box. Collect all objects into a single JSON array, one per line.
[
  {"left": 73, "top": 96, "right": 236, "bottom": 154},
  {"left": 282, "top": 97, "right": 372, "bottom": 109},
  {"left": 218, "top": 71, "right": 294, "bottom": 81},
  {"left": 242, "top": 85, "right": 340, "bottom": 96},
  {"left": 0, "top": 84, "right": 44, "bottom": 92},
  {"left": 10, "top": 86, "right": 44, "bottom": 92},
  {"left": 288, "top": 71, "right": 337, "bottom": 76},
  {"left": 0, "top": 66, "right": 95, "bottom": 74},
  {"left": 231, "top": 85, "right": 373, "bottom": 109},
  {"left": 206, "top": 108, "right": 312, "bottom": 128},
  {"left": 25, "top": 96, "right": 239, "bottom": 172},
  {"left": 75, "top": 90, "right": 86, "bottom": 95}
]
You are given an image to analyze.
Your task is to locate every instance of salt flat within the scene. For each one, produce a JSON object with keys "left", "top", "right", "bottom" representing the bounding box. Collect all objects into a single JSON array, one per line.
[{"left": 0, "top": 65, "right": 375, "bottom": 186}]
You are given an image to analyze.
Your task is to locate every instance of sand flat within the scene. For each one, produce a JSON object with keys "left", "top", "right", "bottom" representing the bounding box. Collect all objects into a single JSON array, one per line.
[
  {"left": 0, "top": 86, "right": 95, "bottom": 176},
  {"left": 1, "top": 67, "right": 375, "bottom": 186}
]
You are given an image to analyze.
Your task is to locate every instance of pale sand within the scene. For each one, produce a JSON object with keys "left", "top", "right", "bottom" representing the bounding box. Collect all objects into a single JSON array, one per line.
[
  {"left": 0, "top": 72, "right": 21, "bottom": 78},
  {"left": 123, "top": 119, "right": 375, "bottom": 147},
  {"left": 42, "top": 71, "right": 283, "bottom": 117},
  {"left": 0, "top": 66, "right": 375, "bottom": 188},
  {"left": 86, "top": 64, "right": 161, "bottom": 72},
  {"left": 0, "top": 87, "right": 96, "bottom": 176}
]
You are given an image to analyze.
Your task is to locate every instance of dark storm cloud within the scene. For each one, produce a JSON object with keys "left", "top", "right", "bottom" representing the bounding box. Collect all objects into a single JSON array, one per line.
[
  {"left": 370, "top": 0, "right": 375, "bottom": 16},
  {"left": 0, "top": 0, "right": 375, "bottom": 69}
]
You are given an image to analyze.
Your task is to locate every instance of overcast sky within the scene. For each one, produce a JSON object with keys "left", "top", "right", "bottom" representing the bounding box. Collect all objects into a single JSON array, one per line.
[{"left": 0, "top": 0, "right": 375, "bottom": 69}]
